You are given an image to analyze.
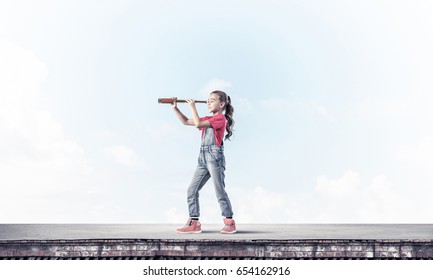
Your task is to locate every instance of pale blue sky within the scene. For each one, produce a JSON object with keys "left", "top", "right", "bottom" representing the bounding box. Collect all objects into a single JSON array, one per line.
[{"left": 1, "top": 0, "right": 433, "bottom": 223}]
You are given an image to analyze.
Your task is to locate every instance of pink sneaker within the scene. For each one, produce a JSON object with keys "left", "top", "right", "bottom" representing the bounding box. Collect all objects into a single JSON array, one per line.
[
  {"left": 176, "top": 219, "right": 202, "bottom": 234},
  {"left": 220, "top": 218, "right": 237, "bottom": 234}
]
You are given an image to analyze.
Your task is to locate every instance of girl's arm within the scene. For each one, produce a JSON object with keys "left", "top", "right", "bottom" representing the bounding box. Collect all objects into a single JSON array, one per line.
[
  {"left": 172, "top": 101, "right": 195, "bottom": 126},
  {"left": 186, "top": 99, "right": 211, "bottom": 128}
]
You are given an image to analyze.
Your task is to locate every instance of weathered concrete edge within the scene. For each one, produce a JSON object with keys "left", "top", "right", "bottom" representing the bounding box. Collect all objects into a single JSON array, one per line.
[{"left": 1, "top": 239, "right": 433, "bottom": 259}]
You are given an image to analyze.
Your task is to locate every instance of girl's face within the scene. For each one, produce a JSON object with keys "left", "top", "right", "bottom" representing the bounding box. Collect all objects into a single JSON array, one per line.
[{"left": 207, "top": 93, "right": 224, "bottom": 114}]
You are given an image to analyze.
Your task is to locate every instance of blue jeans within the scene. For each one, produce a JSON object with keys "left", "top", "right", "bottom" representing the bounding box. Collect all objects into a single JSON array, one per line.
[{"left": 187, "top": 145, "right": 234, "bottom": 218}]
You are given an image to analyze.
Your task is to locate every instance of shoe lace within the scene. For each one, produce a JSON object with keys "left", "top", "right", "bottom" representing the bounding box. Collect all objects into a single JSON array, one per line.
[
  {"left": 223, "top": 224, "right": 233, "bottom": 230},
  {"left": 184, "top": 220, "right": 198, "bottom": 227}
]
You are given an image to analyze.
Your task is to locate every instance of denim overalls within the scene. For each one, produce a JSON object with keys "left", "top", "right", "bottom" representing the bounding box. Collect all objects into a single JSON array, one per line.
[{"left": 187, "top": 127, "right": 234, "bottom": 218}]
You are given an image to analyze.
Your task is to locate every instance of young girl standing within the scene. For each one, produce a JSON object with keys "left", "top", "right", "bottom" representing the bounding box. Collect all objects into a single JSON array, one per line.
[{"left": 172, "top": 90, "right": 236, "bottom": 234}]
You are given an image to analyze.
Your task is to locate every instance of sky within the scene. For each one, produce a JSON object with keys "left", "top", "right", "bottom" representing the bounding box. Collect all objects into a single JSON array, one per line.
[{"left": 1, "top": 0, "right": 433, "bottom": 224}]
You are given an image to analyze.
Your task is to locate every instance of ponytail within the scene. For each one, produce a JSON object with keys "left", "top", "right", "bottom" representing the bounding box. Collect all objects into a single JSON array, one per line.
[
  {"left": 211, "top": 90, "right": 235, "bottom": 140},
  {"left": 224, "top": 96, "right": 234, "bottom": 140}
]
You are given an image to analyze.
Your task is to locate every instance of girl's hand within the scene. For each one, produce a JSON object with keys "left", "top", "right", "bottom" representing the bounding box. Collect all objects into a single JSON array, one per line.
[
  {"left": 171, "top": 97, "right": 178, "bottom": 109},
  {"left": 186, "top": 99, "right": 197, "bottom": 110},
  {"left": 186, "top": 99, "right": 202, "bottom": 127}
]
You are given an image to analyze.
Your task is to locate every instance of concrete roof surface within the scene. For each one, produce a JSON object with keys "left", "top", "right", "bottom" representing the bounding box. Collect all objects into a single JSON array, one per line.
[{"left": 1, "top": 224, "right": 433, "bottom": 241}]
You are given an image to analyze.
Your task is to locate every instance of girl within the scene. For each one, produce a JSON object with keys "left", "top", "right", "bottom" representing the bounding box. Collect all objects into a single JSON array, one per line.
[{"left": 172, "top": 90, "right": 236, "bottom": 234}]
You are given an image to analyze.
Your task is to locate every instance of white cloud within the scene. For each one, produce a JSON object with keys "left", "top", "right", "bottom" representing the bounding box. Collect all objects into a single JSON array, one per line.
[
  {"left": 165, "top": 207, "right": 187, "bottom": 224},
  {"left": 0, "top": 40, "right": 91, "bottom": 200},
  {"left": 232, "top": 186, "right": 294, "bottom": 223},
  {"left": 232, "top": 96, "right": 254, "bottom": 115},
  {"left": 395, "top": 137, "right": 433, "bottom": 169},
  {"left": 315, "top": 169, "right": 361, "bottom": 200},
  {"left": 199, "top": 78, "right": 232, "bottom": 97},
  {"left": 357, "top": 97, "right": 410, "bottom": 121},
  {"left": 382, "top": 1, "right": 433, "bottom": 95},
  {"left": 311, "top": 101, "right": 337, "bottom": 123},
  {"left": 358, "top": 175, "right": 410, "bottom": 222},
  {"left": 103, "top": 145, "right": 146, "bottom": 169},
  {"left": 138, "top": 121, "right": 179, "bottom": 141},
  {"left": 258, "top": 97, "right": 294, "bottom": 111},
  {"left": 228, "top": 170, "right": 422, "bottom": 223},
  {"left": 314, "top": 170, "right": 416, "bottom": 223},
  {"left": 0, "top": 40, "right": 47, "bottom": 111}
]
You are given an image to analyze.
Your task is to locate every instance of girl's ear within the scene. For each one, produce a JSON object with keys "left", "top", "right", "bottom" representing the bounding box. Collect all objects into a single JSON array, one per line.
[{"left": 219, "top": 102, "right": 225, "bottom": 109}]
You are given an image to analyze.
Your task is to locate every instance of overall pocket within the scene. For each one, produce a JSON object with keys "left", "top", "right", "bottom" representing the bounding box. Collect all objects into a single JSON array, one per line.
[{"left": 209, "top": 147, "right": 225, "bottom": 167}]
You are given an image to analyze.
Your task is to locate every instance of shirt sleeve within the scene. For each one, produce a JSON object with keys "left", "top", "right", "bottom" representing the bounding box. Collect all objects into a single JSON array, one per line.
[{"left": 208, "top": 114, "right": 226, "bottom": 130}]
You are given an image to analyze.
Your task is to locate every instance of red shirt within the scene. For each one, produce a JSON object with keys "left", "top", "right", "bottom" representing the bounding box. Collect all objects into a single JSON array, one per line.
[{"left": 199, "top": 114, "right": 226, "bottom": 146}]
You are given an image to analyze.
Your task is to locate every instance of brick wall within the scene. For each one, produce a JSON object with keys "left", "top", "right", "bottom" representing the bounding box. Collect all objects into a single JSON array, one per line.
[{"left": 1, "top": 239, "right": 433, "bottom": 259}]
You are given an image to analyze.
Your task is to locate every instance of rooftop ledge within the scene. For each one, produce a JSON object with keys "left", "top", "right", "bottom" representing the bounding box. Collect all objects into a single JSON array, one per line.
[{"left": 1, "top": 224, "right": 433, "bottom": 259}]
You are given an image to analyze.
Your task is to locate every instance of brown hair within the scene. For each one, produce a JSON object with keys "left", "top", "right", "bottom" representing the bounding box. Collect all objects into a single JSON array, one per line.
[{"left": 211, "top": 90, "right": 234, "bottom": 140}]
